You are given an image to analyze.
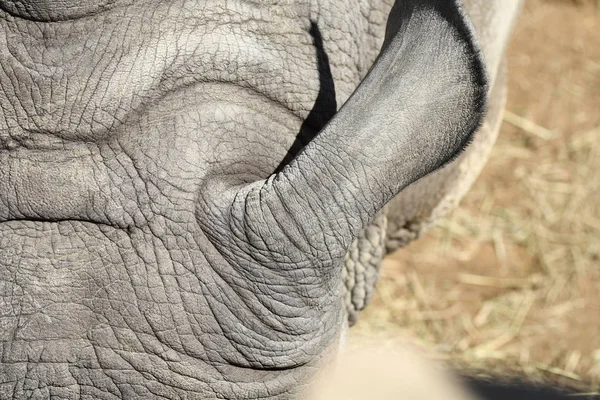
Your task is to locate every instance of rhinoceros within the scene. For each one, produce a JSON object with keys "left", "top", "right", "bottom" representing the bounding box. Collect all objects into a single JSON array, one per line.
[{"left": 0, "top": 0, "right": 521, "bottom": 398}]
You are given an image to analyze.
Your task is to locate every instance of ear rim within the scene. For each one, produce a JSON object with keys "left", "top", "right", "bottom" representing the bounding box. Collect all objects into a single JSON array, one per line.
[
  {"left": 378, "top": 0, "right": 489, "bottom": 170},
  {"left": 198, "top": 0, "right": 489, "bottom": 287}
]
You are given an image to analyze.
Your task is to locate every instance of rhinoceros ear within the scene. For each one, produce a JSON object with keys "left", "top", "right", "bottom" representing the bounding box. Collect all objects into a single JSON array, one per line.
[{"left": 203, "top": 0, "right": 487, "bottom": 269}]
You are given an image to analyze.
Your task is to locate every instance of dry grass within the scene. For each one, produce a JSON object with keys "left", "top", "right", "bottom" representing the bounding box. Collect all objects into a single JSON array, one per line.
[{"left": 351, "top": 0, "right": 600, "bottom": 393}]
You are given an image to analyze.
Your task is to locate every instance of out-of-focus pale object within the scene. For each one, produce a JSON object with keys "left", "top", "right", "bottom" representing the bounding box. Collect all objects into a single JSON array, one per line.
[{"left": 307, "top": 342, "right": 481, "bottom": 400}]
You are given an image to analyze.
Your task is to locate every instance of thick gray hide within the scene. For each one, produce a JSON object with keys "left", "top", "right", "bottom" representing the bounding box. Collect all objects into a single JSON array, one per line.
[{"left": 0, "top": 0, "right": 506, "bottom": 398}]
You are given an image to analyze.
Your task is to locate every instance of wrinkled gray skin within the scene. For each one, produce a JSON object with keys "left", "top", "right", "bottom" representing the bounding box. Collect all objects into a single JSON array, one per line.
[{"left": 0, "top": 0, "right": 520, "bottom": 398}]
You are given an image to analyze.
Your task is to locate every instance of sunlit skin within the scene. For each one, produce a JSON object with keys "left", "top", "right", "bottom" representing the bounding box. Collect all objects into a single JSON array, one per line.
[{"left": 0, "top": 0, "right": 521, "bottom": 398}]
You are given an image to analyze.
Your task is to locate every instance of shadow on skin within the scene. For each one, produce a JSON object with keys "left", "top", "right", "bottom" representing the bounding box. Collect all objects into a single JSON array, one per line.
[{"left": 275, "top": 20, "right": 337, "bottom": 173}]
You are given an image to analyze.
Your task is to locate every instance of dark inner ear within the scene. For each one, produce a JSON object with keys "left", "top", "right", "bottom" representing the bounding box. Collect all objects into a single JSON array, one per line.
[
  {"left": 384, "top": 0, "right": 487, "bottom": 98},
  {"left": 275, "top": 21, "right": 337, "bottom": 173}
]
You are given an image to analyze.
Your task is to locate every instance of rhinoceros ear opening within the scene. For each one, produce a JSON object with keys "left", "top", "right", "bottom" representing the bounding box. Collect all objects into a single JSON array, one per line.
[{"left": 202, "top": 0, "right": 488, "bottom": 270}]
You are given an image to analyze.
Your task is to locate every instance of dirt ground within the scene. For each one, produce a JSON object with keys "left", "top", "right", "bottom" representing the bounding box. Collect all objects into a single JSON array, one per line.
[{"left": 351, "top": 0, "right": 600, "bottom": 393}]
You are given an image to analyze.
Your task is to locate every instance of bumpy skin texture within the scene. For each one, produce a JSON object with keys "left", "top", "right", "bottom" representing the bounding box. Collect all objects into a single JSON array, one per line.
[{"left": 0, "top": 0, "right": 496, "bottom": 398}]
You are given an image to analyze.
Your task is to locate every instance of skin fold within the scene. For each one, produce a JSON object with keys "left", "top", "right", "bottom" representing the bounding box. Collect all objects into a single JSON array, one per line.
[{"left": 0, "top": 0, "right": 520, "bottom": 398}]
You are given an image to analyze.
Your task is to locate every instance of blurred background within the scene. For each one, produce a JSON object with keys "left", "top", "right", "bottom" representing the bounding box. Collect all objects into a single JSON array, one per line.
[{"left": 351, "top": 0, "right": 599, "bottom": 393}]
